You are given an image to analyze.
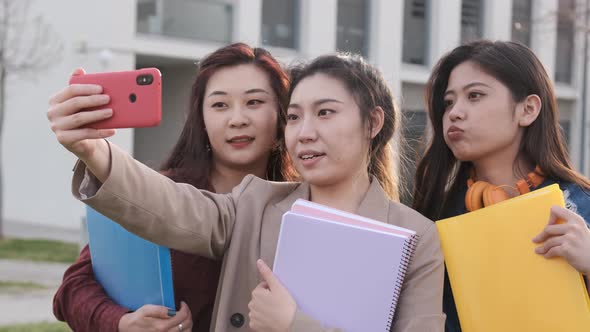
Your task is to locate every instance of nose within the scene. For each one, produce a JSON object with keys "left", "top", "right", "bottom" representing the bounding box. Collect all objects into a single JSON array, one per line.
[
  {"left": 447, "top": 99, "right": 466, "bottom": 122},
  {"left": 297, "top": 116, "right": 318, "bottom": 143},
  {"left": 228, "top": 106, "right": 250, "bottom": 128}
]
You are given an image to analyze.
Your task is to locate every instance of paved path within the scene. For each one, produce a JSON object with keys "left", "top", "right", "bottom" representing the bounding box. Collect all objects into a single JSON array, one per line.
[
  {"left": 0, "top": 259, "right": 70, "bottom": 326},
  {"left": 4, "top": 221, "right": 81, "bottom": 244}
]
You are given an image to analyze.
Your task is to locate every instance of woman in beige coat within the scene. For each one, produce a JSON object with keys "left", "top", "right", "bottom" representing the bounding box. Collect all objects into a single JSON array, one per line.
[{"left": 47, "top": 54, "right": 445, "bottom": 332}]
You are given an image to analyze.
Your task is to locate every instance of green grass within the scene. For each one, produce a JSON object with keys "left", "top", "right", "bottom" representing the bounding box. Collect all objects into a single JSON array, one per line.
[
  {"left": 0, "top": 321, "right": 71, "bottom": 332},
  {"left": 0, "top": 238, "right": 79, "bottom": 263}
]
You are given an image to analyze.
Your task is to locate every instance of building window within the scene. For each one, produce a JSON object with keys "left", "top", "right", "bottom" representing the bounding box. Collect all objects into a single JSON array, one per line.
[
  {"left": 511, "top": 0, "right": 532, "bottom": 46},
  {"left": 555, "top": 0, "right": 576, "bottom": 84},
  {"left": 402, "top": 0, "right": 430, "bottom": 65},
  {"left": 461, "top": 0, "right": 483, "bottom": 44},
  {"left": 558, "top": 99, "right": 574, "bottom": 151},
  {"left": 136, "top": 0, "right": 233, "bottom": 43},
  {"left": 559, "top": 120, "right": 571, "bottom": 150},
  {"left": 336, "top": 0, "right": 369, "bottom": 56},
  {"left": 261, "top": 0, "right": 298, "bottom": 49}
]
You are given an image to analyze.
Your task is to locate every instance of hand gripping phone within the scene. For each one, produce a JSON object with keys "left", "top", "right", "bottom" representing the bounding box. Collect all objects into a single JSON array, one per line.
[{"left": 69, "top": 67, "right": 162, "bottom": 129}]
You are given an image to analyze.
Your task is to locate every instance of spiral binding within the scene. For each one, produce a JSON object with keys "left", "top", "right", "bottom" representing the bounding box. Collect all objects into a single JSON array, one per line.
[{"left": 385, "top": 233, "right": 420, "bottom": 331}]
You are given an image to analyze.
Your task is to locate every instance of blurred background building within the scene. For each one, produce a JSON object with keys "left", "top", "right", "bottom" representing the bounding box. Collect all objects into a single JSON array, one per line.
[{"left": 3, "top": 0, "right": 589, "bottom": 236}]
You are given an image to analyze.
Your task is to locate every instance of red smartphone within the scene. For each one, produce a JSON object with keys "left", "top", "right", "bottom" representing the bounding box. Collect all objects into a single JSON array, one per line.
[{"left": 69, "top": 68, "right": 162, "bottom": 129}]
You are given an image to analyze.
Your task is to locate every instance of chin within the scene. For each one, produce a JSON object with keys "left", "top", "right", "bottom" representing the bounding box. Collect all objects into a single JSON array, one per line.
[
  {"left": 449, "top": 147, "right": 472, "bottom": 162},
  {"left": 227, "top": 156, "right": 261, "bottom": 169},
  {"left": 302, "top": 172, "right": 340, "bottom": 187},
  {"left": 454, "top": 153, "right": 484, "bottom": 164}
]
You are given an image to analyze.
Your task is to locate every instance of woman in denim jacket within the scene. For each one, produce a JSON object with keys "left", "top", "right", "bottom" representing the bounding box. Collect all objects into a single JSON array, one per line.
[{"left": 412, "top": 40, "right": 590, "bottom": 332}]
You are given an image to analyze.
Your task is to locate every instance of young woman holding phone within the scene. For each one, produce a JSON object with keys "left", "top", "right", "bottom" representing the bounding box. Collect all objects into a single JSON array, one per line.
[
  {"left": 48, "top": 53, "right": 445, "bottom": 331},
  {"left": 52, "top": 43, "right": 296, "bottom": 332}
]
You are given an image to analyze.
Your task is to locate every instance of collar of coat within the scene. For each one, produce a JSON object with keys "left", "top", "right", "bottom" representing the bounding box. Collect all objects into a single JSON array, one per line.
[{"left": 274, "top": 176, "right": 391, "bottom": 224}]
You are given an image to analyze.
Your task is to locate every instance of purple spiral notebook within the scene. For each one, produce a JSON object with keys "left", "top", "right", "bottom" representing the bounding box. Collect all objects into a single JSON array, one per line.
[{"left": 273, "top": 202, "right": 418, "bottom": 332}]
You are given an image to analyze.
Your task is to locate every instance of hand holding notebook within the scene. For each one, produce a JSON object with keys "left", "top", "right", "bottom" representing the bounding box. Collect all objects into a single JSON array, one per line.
[
  {"left": 249, "top": 259, "right": 298, "bottom": 331},
  {"left": 272, "top": 199, "right": 418, "bottom": 332},
  {"left": 533, "top": 205, "right": 590, "bottom": 275},
  {"left": 436, "top": 184, "right": 590, "bottom": 332},
  {"left": 86, "top": 206, "right": 176, "bottom": 314}
]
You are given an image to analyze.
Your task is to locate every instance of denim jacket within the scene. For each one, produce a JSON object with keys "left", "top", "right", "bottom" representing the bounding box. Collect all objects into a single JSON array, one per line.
[{"left": 440, "top": 178, "right": 590, "bottom": 332}]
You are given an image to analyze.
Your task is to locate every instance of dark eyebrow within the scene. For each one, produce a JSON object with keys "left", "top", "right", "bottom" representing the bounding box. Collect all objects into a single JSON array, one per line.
[
  {"left": 444, "top": 82, "right": 491, "bottom": 97},
  {"left": 314, "top": 98, "right": 343, "bottom": 107},
  {"left": 207, "top": 88, "right": 270, "bottom": 98},
  {"left": 245, "top": 88, "right": 271, "bottom": 95},
  {"left": 207, "top": 91, "right": 227, "bottom": 98},
  {"left": 288, "top": 98, "right": 344, "bottom": 109}
]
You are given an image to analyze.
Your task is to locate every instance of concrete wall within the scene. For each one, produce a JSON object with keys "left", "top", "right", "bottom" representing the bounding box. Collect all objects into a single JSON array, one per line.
[{"left": 4, "top": 0, "right": 135, "bottom": 230}]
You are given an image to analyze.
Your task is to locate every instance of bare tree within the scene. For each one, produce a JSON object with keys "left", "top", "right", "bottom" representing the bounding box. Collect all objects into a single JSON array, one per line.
[{"left": 0, "top": 0, "right": 63, "bottom": 238}]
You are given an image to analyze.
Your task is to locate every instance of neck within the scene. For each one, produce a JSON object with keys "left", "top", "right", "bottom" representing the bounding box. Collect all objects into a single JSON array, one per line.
[
  {"left": 472, "top": 156, "right": 535, "bottom": 196},
  {"left": 309, "top": 170, "right": 371, "bottom": 214},
  {"left": 210, "top": 159, "right": 268, "bottom": 194}
]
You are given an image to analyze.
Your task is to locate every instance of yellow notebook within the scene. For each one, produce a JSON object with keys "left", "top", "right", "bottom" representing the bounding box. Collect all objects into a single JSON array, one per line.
[{"left": 437, "top": 184, "right": 590, "bottom": 332}]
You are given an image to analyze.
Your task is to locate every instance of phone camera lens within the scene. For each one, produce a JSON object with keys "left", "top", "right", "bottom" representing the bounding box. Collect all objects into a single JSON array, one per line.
[{"left": 136, "top": 74, "right": 153, "bottom": 85}]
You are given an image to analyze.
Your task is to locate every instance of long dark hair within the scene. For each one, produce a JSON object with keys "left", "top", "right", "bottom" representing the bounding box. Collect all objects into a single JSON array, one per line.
[
  {"left": 288, "top": 54, "right": 401, "bottom": 201},
  {"left": 413, "top": 40, "right": 590, "bottom": 220},
  {"left": 160, "top": 43, "right": 297, "bottom": 189}
]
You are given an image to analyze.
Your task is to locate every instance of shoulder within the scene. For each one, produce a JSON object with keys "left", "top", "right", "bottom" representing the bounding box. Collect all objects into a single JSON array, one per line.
[
  {"left": 387, "top": 202, "right": 444, "bottom": 275},
  {"left": 558, "top": 181, "right": 590, "bottom": 222},
  {"left": 232, "top": 174, "right": 302, "bottom": 204},
  {"left": 387, "top": 200, "right": 436, "bottom": 237}
]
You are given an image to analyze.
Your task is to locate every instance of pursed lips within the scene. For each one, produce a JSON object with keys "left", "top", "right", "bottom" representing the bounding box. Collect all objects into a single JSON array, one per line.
[{"left": 446, "top": 126, "right": 465, "bottom": 141}]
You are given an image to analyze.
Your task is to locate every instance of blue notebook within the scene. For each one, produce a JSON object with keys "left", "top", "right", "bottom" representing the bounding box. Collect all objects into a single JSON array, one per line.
[{"left": 86, "top": 206, "right": 176, "bottom": 313}]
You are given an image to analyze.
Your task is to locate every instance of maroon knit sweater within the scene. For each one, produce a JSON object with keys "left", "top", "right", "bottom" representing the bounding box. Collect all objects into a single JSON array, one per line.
[{"left": 53, "top": 244, "right": 222, "bottom": 332}]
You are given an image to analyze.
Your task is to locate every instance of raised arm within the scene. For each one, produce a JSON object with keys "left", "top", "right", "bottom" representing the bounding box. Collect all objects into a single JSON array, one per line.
[
  {"left": 48, "top": 69, "right": 243, "bottom": 258},
  {"left": 47, "top": 68, "right": 113, "bottom": 182},
  {"left": 72, "top": 141, "right": 246, "bottom": 258}
]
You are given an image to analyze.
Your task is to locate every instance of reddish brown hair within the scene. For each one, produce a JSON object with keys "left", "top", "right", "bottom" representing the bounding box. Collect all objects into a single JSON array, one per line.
[{"left": 161, "top": 43, "right": 297, "bottom": 188}]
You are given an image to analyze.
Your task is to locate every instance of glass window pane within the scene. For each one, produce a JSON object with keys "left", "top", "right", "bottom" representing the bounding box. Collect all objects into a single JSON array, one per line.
[
  {"left": 555, "top": 0, "right": 575, "bottom": 84},
  {"left": 336, "top": 0, "right": 369, "bottom": 56},
  {"left": 402, "top": 0, "right": 430, "bottom": 65},
  {"left": 261, "top": 0, "right": 298, "bottom": 49},
  {"left": 461, "top": 0, "right": 483, "bottom": 43},
  {"left": 559, "top": 120, "right": 571, "bottom": 150},
  {"left": 511, "top": 0, "right": 532, "bottom": 46},
  {"left": 136, "top": 0, "right": 233, "bottom": 43},
  {"left": 558, "top": 99, "right": 574, "bottom": 151}
]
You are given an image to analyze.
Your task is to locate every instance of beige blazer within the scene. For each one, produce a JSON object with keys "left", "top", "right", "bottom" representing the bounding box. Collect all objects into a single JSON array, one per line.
[{"left": 73, "top": 142, "right": 445, "bottom": 332}]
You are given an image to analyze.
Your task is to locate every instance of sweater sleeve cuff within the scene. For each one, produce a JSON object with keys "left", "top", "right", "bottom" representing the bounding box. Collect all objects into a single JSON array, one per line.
[{"left": 103, "top": 305, "right": 130, "bottom": 332}]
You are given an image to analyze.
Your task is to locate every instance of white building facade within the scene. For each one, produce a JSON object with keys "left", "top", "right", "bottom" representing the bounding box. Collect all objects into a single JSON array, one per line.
[{"left": 4, "top": 0, "right": 589, "bottom": 232}]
